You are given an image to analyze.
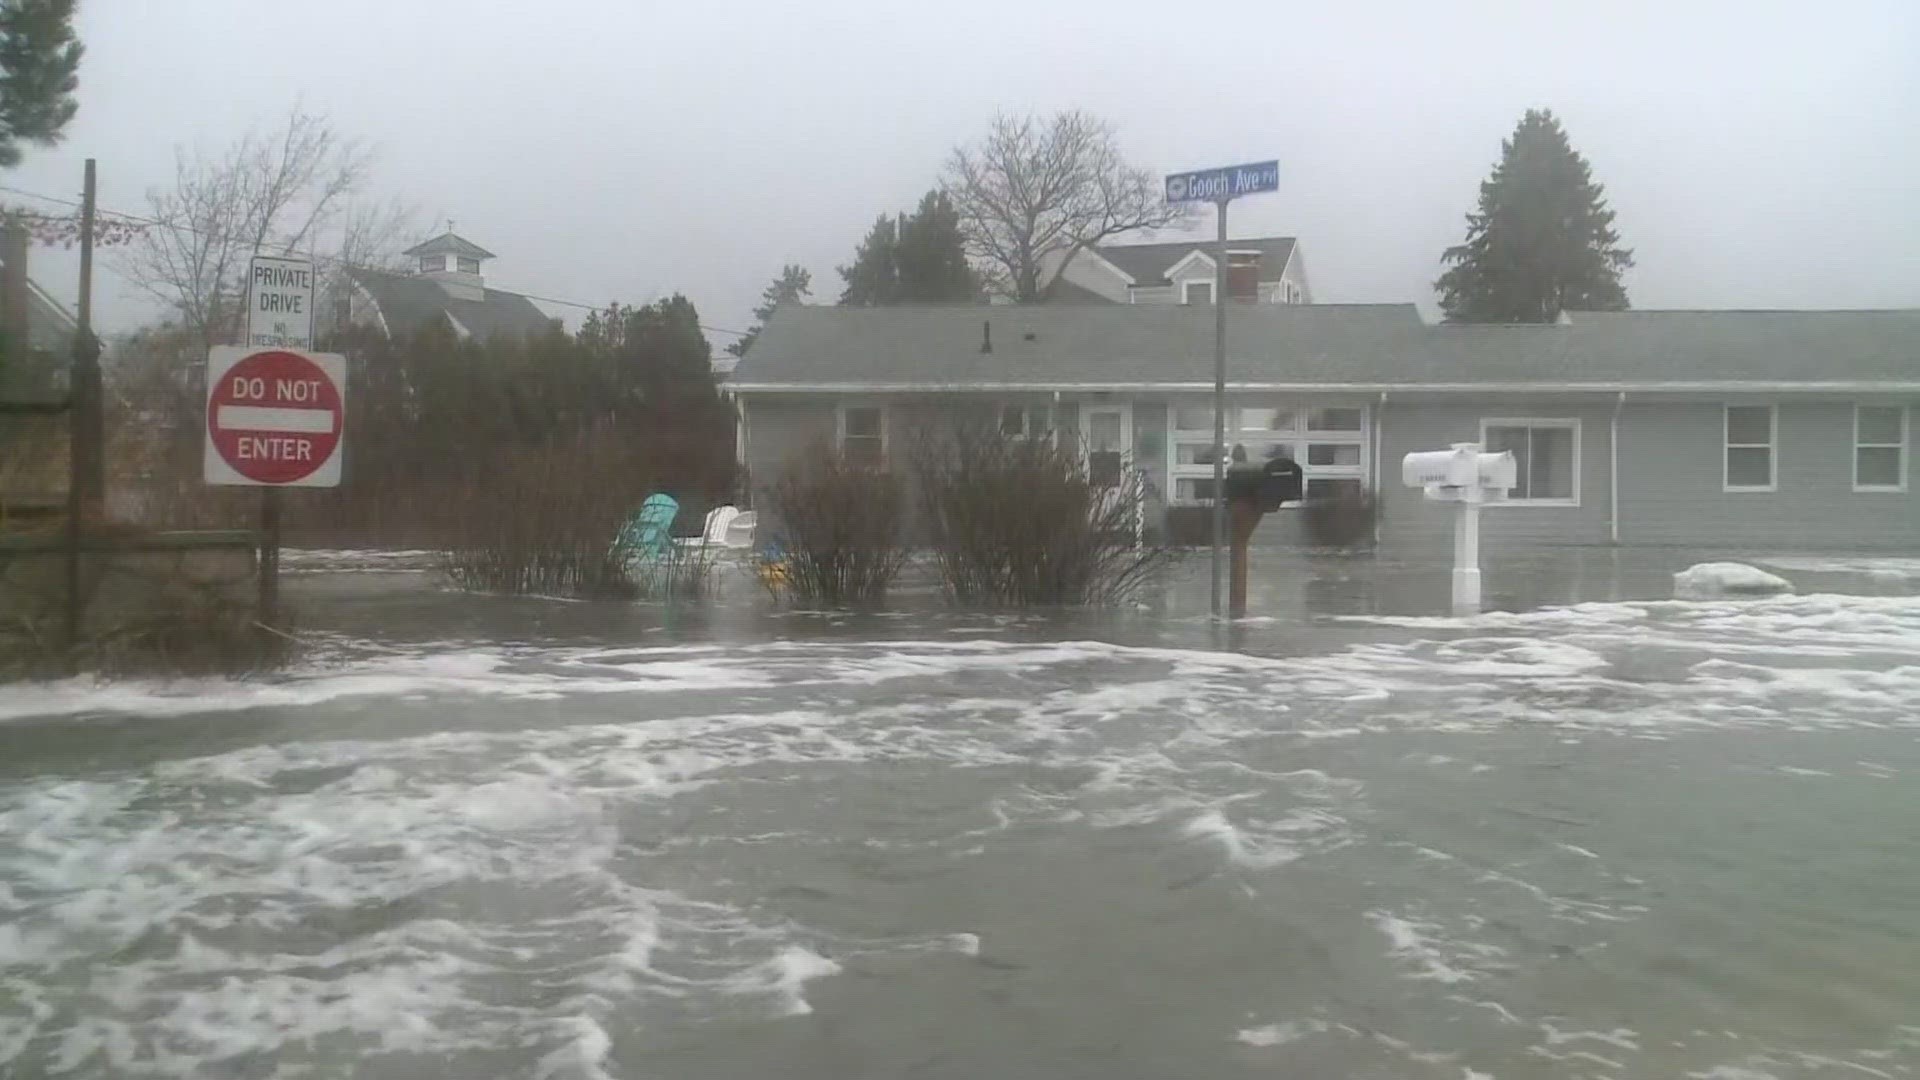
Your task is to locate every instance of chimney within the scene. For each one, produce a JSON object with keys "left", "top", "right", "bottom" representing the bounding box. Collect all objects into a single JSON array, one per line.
[
  {"left": 1226, "top": 250, "right": 1260, "bottom": 301},
  {"left": 980, "top": 319, "right": 992, "bottom": 353},
  {"left": 1, "top": 222, "right": 29, "bottom": 348}
]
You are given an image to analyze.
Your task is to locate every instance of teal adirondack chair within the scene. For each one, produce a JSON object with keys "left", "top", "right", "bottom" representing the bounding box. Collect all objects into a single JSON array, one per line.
[{"left": 614, "top": 494, "right": 679, "bottom": 576}]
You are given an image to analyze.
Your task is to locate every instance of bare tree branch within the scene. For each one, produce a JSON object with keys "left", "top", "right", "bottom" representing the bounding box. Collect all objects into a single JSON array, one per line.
[
  {"left": 115, "top": 105, "right": 386, "bottom": 349},
  {"left": 943, "top": 110, "right": 1193, "bottom": 301}
]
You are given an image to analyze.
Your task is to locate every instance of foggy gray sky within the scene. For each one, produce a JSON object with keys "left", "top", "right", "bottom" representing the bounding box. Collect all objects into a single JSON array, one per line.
[{"left": 8, "top": 0, "right": 1919, "bottom": 338}]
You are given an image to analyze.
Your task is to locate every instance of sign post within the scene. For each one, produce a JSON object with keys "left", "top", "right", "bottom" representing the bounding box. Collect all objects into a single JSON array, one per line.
[
  {"left": 204, "top": 344, "right": 346, "bottom": 626},
  {"left": 1164, "top": 160, "right": 1279, "bottom": 620}
]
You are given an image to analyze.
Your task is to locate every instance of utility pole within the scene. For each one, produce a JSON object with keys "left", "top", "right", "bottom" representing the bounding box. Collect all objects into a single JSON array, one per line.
[{"left": 63, "top": 158, "right": 100, "bottom": 659}]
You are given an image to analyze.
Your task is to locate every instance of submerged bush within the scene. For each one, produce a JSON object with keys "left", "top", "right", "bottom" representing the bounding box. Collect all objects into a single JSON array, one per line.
[
  {"left": 1301, "top": 484, "right": 1377, "bottom": 549},
  {"left": 761, "top": 444, "right": 909, "bottom": 604},
  {"left": 911, "top": 428, "right": 1175, "bottom": 605}
]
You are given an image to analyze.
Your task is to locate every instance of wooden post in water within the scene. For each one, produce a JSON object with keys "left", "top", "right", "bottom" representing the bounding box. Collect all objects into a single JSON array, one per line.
[{"left": 258, "top": 487, "right": 281, "bottom": 627}]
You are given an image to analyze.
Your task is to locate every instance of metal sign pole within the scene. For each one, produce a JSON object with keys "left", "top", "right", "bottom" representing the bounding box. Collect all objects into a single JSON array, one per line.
[{"left": 1209, "top": 198, "right": 1229, "bottom": 620}]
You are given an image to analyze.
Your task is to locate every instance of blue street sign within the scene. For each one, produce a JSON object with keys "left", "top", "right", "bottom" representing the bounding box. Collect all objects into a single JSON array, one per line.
[{"left": 1164, "top": 160, "right": 1279, "bottom": 204}]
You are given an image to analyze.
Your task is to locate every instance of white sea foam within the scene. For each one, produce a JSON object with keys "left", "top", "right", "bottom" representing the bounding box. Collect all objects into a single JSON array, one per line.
[
  {"left": 1236, "top": 1019, "right": 1331, "bottom": 1046},
  {"left": 727, "top": 946, "right": 842, "bottom": 1016}
]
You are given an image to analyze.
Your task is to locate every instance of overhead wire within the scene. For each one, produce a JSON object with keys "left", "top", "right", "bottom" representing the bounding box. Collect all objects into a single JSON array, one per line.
[{"left": 0, "top": 181, "right": 752, "bottom": 337}]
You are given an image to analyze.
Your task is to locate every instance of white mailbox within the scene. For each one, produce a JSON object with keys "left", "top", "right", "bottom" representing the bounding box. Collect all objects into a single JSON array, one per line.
[{"left": 1400, "top": 443, "right": 1517, "bottom": 614}]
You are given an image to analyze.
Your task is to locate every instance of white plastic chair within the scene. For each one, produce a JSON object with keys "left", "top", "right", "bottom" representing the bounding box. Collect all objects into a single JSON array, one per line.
[
  {"left": 676, "top": 505, "right": 739, "bottom": 549},
  {"left": 722, "top": 511, "right": 757, "bottom": 550}
]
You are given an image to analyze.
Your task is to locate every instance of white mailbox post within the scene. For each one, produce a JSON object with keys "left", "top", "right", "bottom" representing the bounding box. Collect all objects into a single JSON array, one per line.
[{"left": 1402, "top": 443, "right": 1517, "bottom": 614}]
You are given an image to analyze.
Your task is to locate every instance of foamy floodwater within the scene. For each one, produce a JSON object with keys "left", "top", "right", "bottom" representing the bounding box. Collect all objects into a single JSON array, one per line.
[{"left": 3, "top": 594, "right": 1918, "bottom": 1077}]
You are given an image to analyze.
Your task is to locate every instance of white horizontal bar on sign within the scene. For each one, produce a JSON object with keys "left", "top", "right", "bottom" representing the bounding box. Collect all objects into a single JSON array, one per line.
[{"left": 216, "top": 405, "right": 335, "bottom": 433}]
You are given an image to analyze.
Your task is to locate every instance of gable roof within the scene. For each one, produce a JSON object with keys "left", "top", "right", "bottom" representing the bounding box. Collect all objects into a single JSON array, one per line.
[
  {"left": 727, "top": 305, "right": 1920, "bottom": 391},
  {"left": 729, "top": 303, "right": 1427, "bottom": 387},
  {"left": 403, "top": 231, "right": 496, "bottom": 260},
  {"left": 1093, "top": 236, "right": 1296, "bottom": 287},
  {"left": 347, "top": 267, "right": 555, "bottom": 343}
]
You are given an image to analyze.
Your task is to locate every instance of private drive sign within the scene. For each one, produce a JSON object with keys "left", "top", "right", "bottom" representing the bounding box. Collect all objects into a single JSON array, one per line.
[
  {"left": 247, "top": 254, "right": 316, "bottom": 349},
  {"left": 204, "top": 346, "right": 347, "bottom": 486}
]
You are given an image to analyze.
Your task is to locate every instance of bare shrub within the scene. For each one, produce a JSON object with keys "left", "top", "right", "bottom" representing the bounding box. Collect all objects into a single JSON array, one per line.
[
  {"left": 624, "top": 542, "right": 722, "bottom": 601},
  {"left": 440, "top": 425, "right": 665, "bottom": 599},
  {"left": 911, "top": 428, "right": 1175, "bottom": 605},
  {"left": 1301, "top": 484, "right": 1378, "bottom": 549},
  {"left": 762, "top": 444, "right": 908, "bottom": 604}
]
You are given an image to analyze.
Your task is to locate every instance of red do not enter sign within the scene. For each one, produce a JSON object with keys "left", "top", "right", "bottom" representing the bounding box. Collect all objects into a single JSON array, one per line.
[{"left": 203, "top": 347, "right": 347, "bottom": 487}]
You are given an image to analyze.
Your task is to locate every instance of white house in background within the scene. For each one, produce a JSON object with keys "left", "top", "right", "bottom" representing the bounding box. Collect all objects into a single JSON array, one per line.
[
  {"left": 1043, "top": 235, "right": 1312, "bottom": 305},
  {"left": 343, "top": 231, "right": 556, "bottom": 343}
]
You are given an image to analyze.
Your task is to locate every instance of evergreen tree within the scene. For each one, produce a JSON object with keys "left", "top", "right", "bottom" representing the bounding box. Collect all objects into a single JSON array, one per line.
[
  {"left": 1435, "top": 109, "right": 1633, "bottom": 323},
  {"left": 0, "top": 0, "right": 81, "bottom": 168},
  {"left": 894, "top": 190, "right": 975, "bottom": 301},
  {"left": 837, "top": 215, "right": 898, "bottom": 305},
  {"left": 837, "top": 191, "right": 976, "bottom": 306},
  {"left": 727, "top": 264, "right": 811, "bottom": 358}
]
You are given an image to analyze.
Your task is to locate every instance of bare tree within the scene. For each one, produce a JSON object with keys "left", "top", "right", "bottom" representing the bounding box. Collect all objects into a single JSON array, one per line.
[
  {"left": 118, "top": 105, "right": 377, "bottom": 347},
  {"left": 943, "top": 110, "right": 1189, "bottom": 302}
]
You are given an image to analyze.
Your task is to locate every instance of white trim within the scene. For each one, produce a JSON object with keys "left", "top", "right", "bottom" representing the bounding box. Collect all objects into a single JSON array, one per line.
[
  {"left": 1609, "top": 392, "right": 1625, "bottom": 543},
  {"left": 1182, "top": 281, "right": 1213, "bottom": 305},
  {"left": 1066, "top": 246, "right": 1136, "bottom": 286},
  {"left": 727, "top": 380, "right": 1920, "bottom": 395},
  {"left": 1163, "top": 399, "right": 1370, "bottom": 506},
  {"left": 1077, "top": 400, "right": 1133, "bottom": 486},
  {"left": 1480, "top": 417, "right": 1582, "bottom": 506},
  {"left": 835, "top": 401, "right": 886, "bottom": 461},
  {"left": 1723, "top": 403, "right": 1777, "bottom": 492},
  {"left": 1160, "top": 250, "right": 1215, "bottom": 282},
  {"left": 1852, "top": 403, "right": 1909, "bottom": 492}
]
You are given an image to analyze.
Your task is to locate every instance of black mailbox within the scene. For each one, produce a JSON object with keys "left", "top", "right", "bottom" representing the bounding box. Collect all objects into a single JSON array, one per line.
[
  {"left": 1223, "top": 460, "right": 1266, "bottom": 504},
  {"left": 1258, "top": 456, "right": 1304, "bottom": 512}
]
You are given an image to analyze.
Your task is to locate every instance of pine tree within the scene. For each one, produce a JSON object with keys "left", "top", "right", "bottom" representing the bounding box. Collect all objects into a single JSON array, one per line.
[
  {"left": 894, "top": 190, "right": 975, "bottom": 301},
  {"left": 0, "top": 0, "right": 82, "bottom": 168},
  {"left": 838, "top": 191, "right": 976, "bottom": 306},
  {"left": 837, "top": 215, "right": 898, "bottom": 305},
  {"left": 1436, "top": 109, "right": 1633, "bottom": 323},
  {"left": 728, "top": 264, "right": 811, "bottom": 358}
]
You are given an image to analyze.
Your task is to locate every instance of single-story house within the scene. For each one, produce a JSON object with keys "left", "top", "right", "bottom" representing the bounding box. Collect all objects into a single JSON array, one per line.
[{"left": 726, "top": 303, "right": 1920, "bottom": 552}]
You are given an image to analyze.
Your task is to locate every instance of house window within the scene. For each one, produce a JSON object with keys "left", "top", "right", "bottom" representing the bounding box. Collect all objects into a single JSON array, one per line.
[
  {"left": 1183, "top": 282, "right": 1213, "bottom": 305},
  {"left": 1724, "top": 405, "right": 1776, "bottom": 491},
  {"left": 456, "top": 256, "right": 480, "bottom": 274},
  {"left": 418, "top": 254, "right": 444, "bottom": 273},
  {"left": 1481, "top": 419, "right": 1579, "bottom": 504},
  {"left": 1168, "top": 400, "right": 1367, "bottom": 505},
  {"left": 999, "top": 404, "right": 1052, "bottom": 439},
  {"left": 1854, "top": 405, "right": 1907, "bottom": 491},
  {"left": 839, "top": 405, "right": 884, "bottom": 465}
]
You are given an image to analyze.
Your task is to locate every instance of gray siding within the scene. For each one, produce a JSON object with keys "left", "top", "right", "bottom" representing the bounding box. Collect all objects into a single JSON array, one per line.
[
  {"left": 1377, "top": 400, "right": 1616, "bottom": 554},
  {"left": 741, "top": 397, "right": 836, "bottom": 493},
  {"left": 1620, "top": 402, "right": 1919, "bottom": 550}
]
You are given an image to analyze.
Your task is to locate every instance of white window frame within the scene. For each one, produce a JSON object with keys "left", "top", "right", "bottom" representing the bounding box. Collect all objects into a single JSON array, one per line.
[
  {"left": 1165, "top": 400, "right": 1368, "bottom": 506},
  {"left": 1182, "top": 281, "right": 1213, "bottom": 305},
  {"left": 1479, "top": 418, "right": 1582, "bottom": 507},
  {"left": 1853, "top": 404, "right": 1908, "bottom": 492},
  {"left": 997, "top": 402, "right": 1054, "bottom": 442},
  {"left": 837, "top": 402, "right": 885, "bottom": 462},
  {"left": 1723, "top": 404, "right": 1777, "bottom": 493}
]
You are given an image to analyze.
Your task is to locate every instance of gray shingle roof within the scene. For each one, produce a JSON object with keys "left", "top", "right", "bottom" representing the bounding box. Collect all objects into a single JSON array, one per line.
[
  {"left": 403, "top": 232, "right": 496, "bottom": 260},
  {"left": 727, "top": 305, "right": 1920, "bottom": 389},
  {"left": 348, "top": 268, "right": 555, "bottom": 343},
  {"left": 1093, "top": 236, "right": 1296, "bottom": 286}
]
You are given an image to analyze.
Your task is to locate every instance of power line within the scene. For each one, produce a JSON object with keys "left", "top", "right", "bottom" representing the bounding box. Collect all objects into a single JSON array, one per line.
[{"left": 0, "top": 182, "right": 755, "bottom": 338}]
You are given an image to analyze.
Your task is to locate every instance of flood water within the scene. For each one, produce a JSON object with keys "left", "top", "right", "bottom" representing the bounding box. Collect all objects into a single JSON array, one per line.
[{"left": 3, "top": 551, "right": 1918, "bottom": 1078}]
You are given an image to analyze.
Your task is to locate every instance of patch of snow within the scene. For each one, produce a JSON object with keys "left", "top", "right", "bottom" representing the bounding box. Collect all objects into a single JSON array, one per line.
[{"left": 1674, "top": 563, "right": 1794, "bottom": 600}]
